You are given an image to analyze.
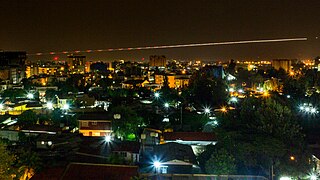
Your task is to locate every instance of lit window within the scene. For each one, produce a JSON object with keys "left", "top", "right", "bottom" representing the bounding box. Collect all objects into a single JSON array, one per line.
[{"left": 82, "top": 121, "right": 88, "bottom": 127}]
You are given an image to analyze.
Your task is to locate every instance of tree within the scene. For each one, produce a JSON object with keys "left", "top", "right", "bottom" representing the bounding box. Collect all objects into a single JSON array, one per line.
[
  {"left": 1, "top": 89, "right": 25, "bottom": 102},
  {"left": 16, "top": 150, "right": 42, "bottom": 180},
  {"left": 17, "top": 110, "right": 38, "bottom": 128},
  {"left": 214, "top": 97, "right": 311, "bottom": 177},
  {"left": 49, "top": 108, "right": 63, "bottom": 125},
  {"left": 44, "top": 89, "right": 58, "bottom": 102},
  {"left": 205, "top": 148, "right": 236, "bottom": 175},
  {"left": 111, "top": 106, "right": 144, "bottom": 140},
  {"left": 227, "top": 59, "right": 236, "bottom": 75},
  {"left": 0, "top": 141, "right": 16, "bottom": 180},
  {"left": 187, "top": 72, "right": 228, "bottom": 107}
]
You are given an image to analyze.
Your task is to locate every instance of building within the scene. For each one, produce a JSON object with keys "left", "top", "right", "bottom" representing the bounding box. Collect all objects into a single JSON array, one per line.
[
  {"left": 162, "top": 132, "right": 217, "bottom": 155},
  {"left": 112, "top": 141, "right": 140, "bottom": 164},
  {"left": 0, "top": 51, "right": 26, "bottom": 67},
  {"left": 78, "top": 112, "right": 112, "bottom": 137},
  {"left": 0, "top": 51, "right": 27, "bottom": 84},
  {"left": 154, "top": 74, "right": 191, "bottom": 89},
  {"left": 151, "top": 142, "right": 199, "bottom": 174},
  {"left": 140, "top": 128, "right": 161, "bottom": 153},
  {"left": 149, "top": 55, "right": 166, "bottom": 68},
  {"left": 122, "top": 79, "right": 149, "bottom": 89},
  {"left": 272, "top": 59, "right": 292, "bottom": 72},
  {"left": 67, "top": 54, "right": 86, "bottom": 74}
]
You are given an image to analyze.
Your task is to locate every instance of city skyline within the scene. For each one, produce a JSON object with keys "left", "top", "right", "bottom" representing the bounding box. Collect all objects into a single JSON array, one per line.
[{"left": 1, "top": 0, "right": 320, "bottom": 61}]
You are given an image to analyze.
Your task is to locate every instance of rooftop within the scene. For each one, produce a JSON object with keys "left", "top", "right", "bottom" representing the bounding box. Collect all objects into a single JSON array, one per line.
[{"left": 163, "top": 132, "right": 217, "bottom": 142}]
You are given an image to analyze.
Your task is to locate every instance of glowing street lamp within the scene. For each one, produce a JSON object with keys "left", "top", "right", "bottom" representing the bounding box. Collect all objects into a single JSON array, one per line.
[
  {"left": 164, "top": 103, "right": 169, "bottom": 108},
  {"left": 305, "top": 107, "right": 311, "bottom": 112},
  {"left": 153, "top": 161, "right": 161, "bottom": 168},
  {"left": 154, "top": 92, "right": 160, "bottom": 98},
  {"left": 62, "top": 104, "right": 70, "bottom": 110},
  {"left": 299, "top": 103, "right": 319, "bottom": 114},
  {"left": 229, "top": 88, "right": 235, "bottom": 92},
  {"left": 46, "top": 102, "right": 53, "bottom": 109},
  {"left": 299, "top": 106, "right": 305, "bottom": 111},
  {"left": 105, "top": 135, "right": 111, "bottom": 143},
  {"left": 290, "top": 156, "right": 295, "bottom": 161},
  {"left": 310, "top": 174, "right": 317, "bottom": 180},
  {"left": 204, "top": 108, "right": 211, "bottom": 114},
  {"left": 262, "top": 91, "right": 269, "bottom": 97},
  {"left": 230, "top": 97, "right": 238, "bottom": 103},
  {"left": 221, "top": 106, "right": 227, "bottom": 113},
  {"left": 27, "top": 93, "right": 34, "bottom": 99}
]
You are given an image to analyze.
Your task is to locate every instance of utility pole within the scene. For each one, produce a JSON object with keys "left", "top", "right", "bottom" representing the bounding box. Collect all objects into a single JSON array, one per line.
[{"left": 180, "top": 104, "right": 183, "bottom": 126}]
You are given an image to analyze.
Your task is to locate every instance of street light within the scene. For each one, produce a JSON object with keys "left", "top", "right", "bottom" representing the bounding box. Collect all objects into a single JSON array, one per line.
[
  {"left": 154, "top": 161, "right": 161, "bottom": 168},
  {"left": 290, "top": 156, "right": 295, "bottom": 161},
  {"left": 46, "top": 102, "right": 53, "bottom": 109},
  {"left": 105, "top": 135, "right": 111, "bottom": 143},
  {"left": 164, "top": 103, "right": 169, "bottom": 108},
  {"left": 310, "top": 174, "right": 317, "bottom": 180},
  {"left": 230, "top": 97, "right": 238, "bottom": 103},
  {"left": 221, "top": 106, "right": 227, "bottom": 113},
  {"left": 62, "top": 103, "right": 70, "bottom": 110},
  {"left": 204, "top": 107, "right": 211, "bottom": 114},
  {"left": 154, "top": 92, "right": 160, "bottom": 98},
  {"left": 27, "top": 93, "right": 34, "bottom": 99},
  {"left": 299, "top": 103, "right": 319, "bottom": 114},
  {"left": 229, "top": 88, "right": 235, "bottom": 92}
]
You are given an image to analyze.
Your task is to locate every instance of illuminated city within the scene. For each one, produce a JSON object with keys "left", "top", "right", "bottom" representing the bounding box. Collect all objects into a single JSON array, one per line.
[{"left": 1, "top": 0, "right": 320, "bottom": 180}]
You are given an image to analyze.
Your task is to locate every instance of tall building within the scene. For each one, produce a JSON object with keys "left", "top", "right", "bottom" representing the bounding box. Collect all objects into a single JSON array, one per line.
[
  {"left": 149, "top": 55, "right": 166, "bottom": 68},
  {"left": 0, "top": 51, "right": 26, "bottom": 67},
  {"left": 272, "top": 59, "right": 292, "bottom": 72},
  {"left": 0, "top": 51, "right": 27, "bottom": 84},
  {"left": 67, "top": 54, "right": 86, "bottom": 74}
]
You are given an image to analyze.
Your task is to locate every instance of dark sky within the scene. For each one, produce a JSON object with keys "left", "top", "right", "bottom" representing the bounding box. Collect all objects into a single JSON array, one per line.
[{"left": 1, "top": 0, "right": 320, "bottom": 61}]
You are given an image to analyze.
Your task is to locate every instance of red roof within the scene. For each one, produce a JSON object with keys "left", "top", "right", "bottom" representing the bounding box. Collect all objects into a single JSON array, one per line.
[
  {"left": 61, "top": 163, "right": 138, "bottom": 180},
  {"left": 31, "top": 166, "right": 65, "bottom": 180},
  {"left": 163, "top": 132, "right": 217, "bottom": 141}
]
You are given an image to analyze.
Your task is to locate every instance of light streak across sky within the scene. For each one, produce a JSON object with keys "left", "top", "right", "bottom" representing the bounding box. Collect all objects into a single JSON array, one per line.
[{"left": 27, "top": 37, "right": 307, "bottom": 56}]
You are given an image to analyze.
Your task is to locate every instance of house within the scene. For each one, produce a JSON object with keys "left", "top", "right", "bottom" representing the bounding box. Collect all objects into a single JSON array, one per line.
[
  {"left": 21, "top": 125, "right": 61, "bottom": 136},
  {"left": 140, "top": 128, "right": 161, "bottom": 153},
  {"left": 78, "top": 112, "right": 112, "bottom": 137},
  {"left": 36, "top": 134, "right": 55, "bottom": 149},
  {"left": 122, "top": 79, "right": 149, "bottom": 89},
  {"left": 151, "top": 142, "right": 199, "bottom": 174},
  {"left": 75, "top": 93, "right": 96, "bottom": 107},
  {"left": 0, "top": 130, "right": 19, "bottom": 141},
  {"left": 112, "top": 141, "right": 140, "bottom": 164},
  {"left": 162, "top": 132, "right": 217, "bottom": 155},
  {"left": 35, "top": 133, "right": 81, "bottom": 159}
]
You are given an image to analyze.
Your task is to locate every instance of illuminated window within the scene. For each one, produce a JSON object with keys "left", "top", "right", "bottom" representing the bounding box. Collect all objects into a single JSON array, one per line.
[{"left": 82, "top": 121, "right": 88, "bottom": 127}]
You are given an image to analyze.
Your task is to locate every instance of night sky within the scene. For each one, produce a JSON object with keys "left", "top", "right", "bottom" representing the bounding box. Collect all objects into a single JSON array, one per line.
[{"left": 1, "top": 0, "right": 320, "bottom": 61}]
